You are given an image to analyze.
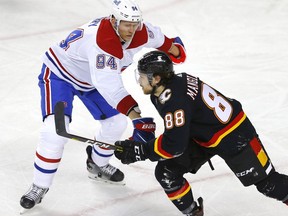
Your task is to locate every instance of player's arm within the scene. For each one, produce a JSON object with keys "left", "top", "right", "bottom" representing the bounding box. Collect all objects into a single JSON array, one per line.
[
  {"left": 167, "top": 37, "right": 186, "bottom": 64},
  {"left": 156, "top": 35, "right": 186, "bottom": 64},
  {"left": 89, "top": 51, "right": 155, "bottom": 142},
  {"left": 127, "top": 109, "right": 140, "bottom": 119},
  {"left": 115, "top": 101, "right": 191, "bottom": 163},
  {"left": 114, "top": 115, "right": 190, "bottom": 164},
  {"left": 142, "top": 22, "right": 186, "bottom": 64}
]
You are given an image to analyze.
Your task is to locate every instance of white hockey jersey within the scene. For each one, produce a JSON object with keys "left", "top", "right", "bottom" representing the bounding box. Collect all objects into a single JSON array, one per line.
[{"left": 42, "top": 17, "right": 174, "bottom": 115}]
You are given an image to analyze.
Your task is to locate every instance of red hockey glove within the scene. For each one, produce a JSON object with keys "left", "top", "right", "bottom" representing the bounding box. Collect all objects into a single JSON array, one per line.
[
  {"left": 114, "top": 140, "right": 148, "bottom": 164},
  {"left": 169, "top": 36, "right": 186, "bottom": 64},
  {"left": 131, "top": 117, "right": 155, "bottom": 142}
]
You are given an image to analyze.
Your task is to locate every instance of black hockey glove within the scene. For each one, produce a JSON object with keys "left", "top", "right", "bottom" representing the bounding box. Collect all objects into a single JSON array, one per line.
[
  {"left": 190, "top": 197, "right": 204, "bottom": 216},
  {"left": 114, "top": 140, "right": 148, "bottom": 164}
]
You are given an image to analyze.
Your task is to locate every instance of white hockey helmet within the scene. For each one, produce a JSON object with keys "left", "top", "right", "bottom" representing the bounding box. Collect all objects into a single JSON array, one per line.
[{"left": 111, "top": 0, "right": 143, "bottom": 31}]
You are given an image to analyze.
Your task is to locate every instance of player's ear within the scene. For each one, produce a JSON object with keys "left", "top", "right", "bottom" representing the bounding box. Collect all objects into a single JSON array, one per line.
[
  {"left": 153, "top": 75, "right": 162, "bottom": 85},
  {"left": 110, "top": 16, "right": 116, "bottom": 25}
]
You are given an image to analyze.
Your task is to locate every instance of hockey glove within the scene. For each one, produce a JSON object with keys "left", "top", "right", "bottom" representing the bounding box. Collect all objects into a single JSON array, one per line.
[
  {"left": 169, "top": 36, "right": 187, "bottom": 64},
  {"left": 114, "top": 140, "right": 148, "bottom": 164},
  {"left": 131, "top": 117, "right": 155, "bottom": 142},
  {"left": 190, "top": 197, "right": 204, "bottom": 216}
]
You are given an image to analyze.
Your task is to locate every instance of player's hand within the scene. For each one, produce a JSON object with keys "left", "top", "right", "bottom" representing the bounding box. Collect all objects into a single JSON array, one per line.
[
  {"left": 169, "top": 36, "right": 186, "bottom": 64},
  {"left": 131, "top": 117, "right": 155, "bottom": 142},
  {"left": 114, "top": 140, "right": 148, "bottom": 164}
]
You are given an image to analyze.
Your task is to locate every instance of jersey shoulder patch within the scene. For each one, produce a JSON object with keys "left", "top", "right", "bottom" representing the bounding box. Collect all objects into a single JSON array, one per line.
[{"left": 96, "top": 18, "right": 123, "bottom": 59}]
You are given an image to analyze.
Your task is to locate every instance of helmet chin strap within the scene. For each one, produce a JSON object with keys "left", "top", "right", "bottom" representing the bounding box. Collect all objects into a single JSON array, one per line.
[
  {"left": 151, "top": 85, "right": 157, "bottom": 94},
  {"left": 111, "top": 17, "right": 138, "bottom": 43},
  {"left": 118, "top": 34, "right": 126, "bottom": 43},
  {"left": 110, "top": 17, "right": 124, "bottom": 41},
  {"left": 147, "top": 75, "right": 156, "bottom": 94},
  {"left": 111, "top": 20, "right": 126, "bottom": 42},
  {"left": 149, "top": 78, "right": 162, "bottom": 95}
]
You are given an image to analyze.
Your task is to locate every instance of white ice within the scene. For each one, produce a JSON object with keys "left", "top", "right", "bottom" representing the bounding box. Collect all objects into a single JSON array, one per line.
[{"left": 0, "top": 0, "right": 287, "bottom": 215}]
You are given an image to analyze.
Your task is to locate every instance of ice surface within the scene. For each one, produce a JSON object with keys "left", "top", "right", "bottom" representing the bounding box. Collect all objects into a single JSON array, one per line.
[{"left": 0, "top": 0, "right": 287, "bottom": 215}]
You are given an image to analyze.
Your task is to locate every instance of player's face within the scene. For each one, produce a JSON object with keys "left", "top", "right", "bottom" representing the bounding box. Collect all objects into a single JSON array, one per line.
[
  {"left": 138, "top": 73, "right": 154, "bottom": 95},
  {"left": 118, "top": 20, "right": 140, "bottom": 42}
]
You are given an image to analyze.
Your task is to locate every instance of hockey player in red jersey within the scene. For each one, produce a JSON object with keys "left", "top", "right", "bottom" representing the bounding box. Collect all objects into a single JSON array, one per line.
[
  {"left": 20, "top": 0, "right": 187, "bottom": 211},
  {"left": 114, "top": 51, "right": 288, "bottom": 216}
]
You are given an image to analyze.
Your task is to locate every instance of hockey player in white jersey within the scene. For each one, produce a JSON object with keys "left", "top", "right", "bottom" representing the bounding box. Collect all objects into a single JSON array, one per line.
[{"left": 20, "top": 0, "right": 187, "bottom": 212}]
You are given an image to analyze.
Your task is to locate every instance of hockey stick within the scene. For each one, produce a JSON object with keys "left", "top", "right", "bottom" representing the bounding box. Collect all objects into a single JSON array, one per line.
[{"left": 54, "top": 101, "right": 122, "bottom": 151}]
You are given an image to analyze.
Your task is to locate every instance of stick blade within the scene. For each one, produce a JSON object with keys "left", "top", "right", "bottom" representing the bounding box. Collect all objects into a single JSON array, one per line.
[{"left": 54, "top": 101, "right": 67, "bottom": 136}]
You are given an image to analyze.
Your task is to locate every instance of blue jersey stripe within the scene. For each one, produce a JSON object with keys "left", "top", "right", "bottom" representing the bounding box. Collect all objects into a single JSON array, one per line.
[{"left": 45, "top": 52, "right": 94, "bottom": 91}]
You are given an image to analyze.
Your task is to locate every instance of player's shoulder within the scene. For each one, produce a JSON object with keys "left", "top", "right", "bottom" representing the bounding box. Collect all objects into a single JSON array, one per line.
[
  {"left": 173, "top": 73, "right": 189, "bottom": 86},
  {"left": 170, "top": 73, "right": 198, "bottom": 98},
  {"left": 155, "top": 73, "right": 186, "bottom": 105},
  {"left": 96, "top": 17, "right": 123, "bottom": 59},
  {"left": 175, "top": 72, "right": 200, "bottom": 85}
]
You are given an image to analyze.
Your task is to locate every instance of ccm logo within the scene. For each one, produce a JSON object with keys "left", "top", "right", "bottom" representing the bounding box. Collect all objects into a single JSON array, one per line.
[{"left": 236, "top": 167, "right": 255, "bottom": 177}]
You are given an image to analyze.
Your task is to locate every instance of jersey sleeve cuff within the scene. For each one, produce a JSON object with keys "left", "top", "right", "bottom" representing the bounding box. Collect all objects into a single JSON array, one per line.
[
  {"left": 157, "top": 36, "right": 174, "bottom": 53},
  {"left": 116, "top": 95, "right": 138, "bottom": 116}
]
